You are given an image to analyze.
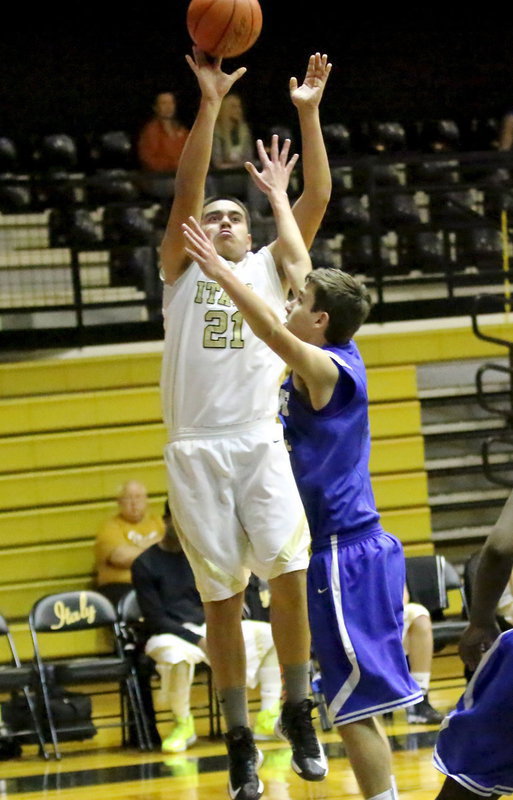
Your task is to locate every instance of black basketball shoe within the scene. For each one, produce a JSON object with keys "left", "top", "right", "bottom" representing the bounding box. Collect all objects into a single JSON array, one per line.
[
  {"left": 406, "top": 695, "right": 444, "bottom": 725},
  {"left": 225, "top": 725, "right": 264, "bottom": 800},
  {"left": 275, "top": 698, "right": 328, "bottom": 781}
]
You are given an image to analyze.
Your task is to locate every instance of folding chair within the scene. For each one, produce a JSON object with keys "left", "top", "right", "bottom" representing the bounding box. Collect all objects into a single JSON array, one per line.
[
  {"left": 29, "top": 590, "right": 152, "bottom": 758},
  {"left": 117, "top": 589, "right": 221, "bottom": 738},
  {"left": 405, "top": 555, "right": 469, "bottom": 653},
  {"left": 310, "top": 658, "right": 332, "bottom": 732},
  {"left": 0, "top": 614, "right": 48, "bottom": 758}
]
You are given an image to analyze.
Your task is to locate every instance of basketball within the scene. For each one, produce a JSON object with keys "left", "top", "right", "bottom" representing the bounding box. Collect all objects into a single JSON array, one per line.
[{"left": 187, "top": 0, "right": 263, "bottom": 59}]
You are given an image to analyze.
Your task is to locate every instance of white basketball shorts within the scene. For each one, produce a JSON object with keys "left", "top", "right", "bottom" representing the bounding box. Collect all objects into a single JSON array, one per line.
[{"left": 164, "top": 420, "right": 310, "bottom": 602}]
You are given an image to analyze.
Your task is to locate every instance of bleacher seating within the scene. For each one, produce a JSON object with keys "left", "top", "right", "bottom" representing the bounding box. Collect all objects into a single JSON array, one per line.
[
  {"left": 1, "top": 115, "right": 513, "bottom": 348},
  {"left": 1, "top": 116, "right": 513, "bottom": 675},
  {"left": 0, "top": 343, "right": 435, "bottom": 645},
  {"left": 4, "top": 313, "right": 513, "bottom": 640}
]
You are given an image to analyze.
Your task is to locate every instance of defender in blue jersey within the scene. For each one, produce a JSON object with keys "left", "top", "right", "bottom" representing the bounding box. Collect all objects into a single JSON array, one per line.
[
  {"left": 433, "top": 490, "right": 513, "bottom": 800},
  {"left": 182, "top": 144, "right": 423, "bottom": 800}
]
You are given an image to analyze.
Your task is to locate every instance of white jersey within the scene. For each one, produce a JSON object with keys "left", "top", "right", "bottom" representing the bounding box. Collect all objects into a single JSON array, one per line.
[{"left": 161, "top": 247, "right": 286, "bottom": 436}]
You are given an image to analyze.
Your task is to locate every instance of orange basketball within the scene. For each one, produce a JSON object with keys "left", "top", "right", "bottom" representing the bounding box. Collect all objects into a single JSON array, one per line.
[{"left": 187, "top": 0, "right": 263, "bottom": 59}]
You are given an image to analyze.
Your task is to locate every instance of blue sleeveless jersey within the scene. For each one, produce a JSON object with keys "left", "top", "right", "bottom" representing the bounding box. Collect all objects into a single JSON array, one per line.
[{"left": 279, "top": 340, "right": 381, "bottom": 550}]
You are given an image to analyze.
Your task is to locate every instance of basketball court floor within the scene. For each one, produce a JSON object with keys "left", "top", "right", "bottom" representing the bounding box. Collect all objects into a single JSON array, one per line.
[{"left": 0, "top": 677, "right": 462, "bottom": 800}]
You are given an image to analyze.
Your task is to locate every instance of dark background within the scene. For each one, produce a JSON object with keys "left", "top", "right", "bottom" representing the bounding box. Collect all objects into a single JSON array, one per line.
[{"left": 1, "top": 8, "right": 513, "bottom": 148}]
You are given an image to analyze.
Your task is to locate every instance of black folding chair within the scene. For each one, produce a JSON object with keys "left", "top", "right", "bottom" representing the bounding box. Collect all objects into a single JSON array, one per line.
[
  {"left": 0, "top": 613, "right": 48, "bottom": 758},
  {"left": 117, "top": 589, "right": 221, "bottom": 738},
  {"left": 29, "top": 590, "right": 152, "bottom": 758},
  {"left": 405, "top": 555, "right": 469, "bottom": 653}
]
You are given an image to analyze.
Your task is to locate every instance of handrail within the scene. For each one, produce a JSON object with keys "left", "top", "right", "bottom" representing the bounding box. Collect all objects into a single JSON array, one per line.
[
  {"left": 475, "top": 363, "right": 513, "bottom": 422},
  {"left": 471, "top": 294, "right": 513, "bottom": 485},
  {"left": 481, "top": 435, "right": 513, "bottom": 488},
  {"left": 471, "top": 294, "right": 513, "bottom": 349}
]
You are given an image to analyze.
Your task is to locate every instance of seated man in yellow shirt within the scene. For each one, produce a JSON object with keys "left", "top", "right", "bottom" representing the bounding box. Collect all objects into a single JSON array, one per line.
[{"left": 95, "top": 479, "right": 164, "bottom": 606}]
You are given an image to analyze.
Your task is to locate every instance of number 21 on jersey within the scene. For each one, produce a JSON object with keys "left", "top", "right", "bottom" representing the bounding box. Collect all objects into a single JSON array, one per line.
[{"left": 203, "top": 309, "right": 244, "bottom": 349}]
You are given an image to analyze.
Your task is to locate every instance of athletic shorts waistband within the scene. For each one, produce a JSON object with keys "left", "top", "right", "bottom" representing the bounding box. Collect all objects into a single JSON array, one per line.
[
  {"left": 167, "top": 417, "right": 280, "bottom": 442},
  {"left": 311, "top": 524, "right": 389, "bottom": 553}
]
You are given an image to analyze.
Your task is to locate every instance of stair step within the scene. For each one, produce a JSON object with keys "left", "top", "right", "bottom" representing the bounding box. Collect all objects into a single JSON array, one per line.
[
  {"left": 422, "top": 419, "right": 506, "bottom": 436},
  {"left": 426, "top": 452, "right": 513, "bottom": 472},
  {"left": 430, "top": 488, "right": 509, "bottom": 508},
  {"left": 431, "top": 525, "right": 492, "bottom": 542},
  {"left": 419, "top": 383, "right": 509, "bottom": 402}
]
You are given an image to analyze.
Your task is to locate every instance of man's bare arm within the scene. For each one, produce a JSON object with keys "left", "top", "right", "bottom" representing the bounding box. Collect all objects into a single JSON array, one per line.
[
  {"left": 459, "top": 489, "right": 513, "bottom": 670},
  {"left": 182, "top": 215, "right": 338, "bottom": 410},
  {"left": 159, "top": 49, "right": 247, "bottom": 284},
  {"left": 290, "top": 53, "right": 332, "bottom": 249}
]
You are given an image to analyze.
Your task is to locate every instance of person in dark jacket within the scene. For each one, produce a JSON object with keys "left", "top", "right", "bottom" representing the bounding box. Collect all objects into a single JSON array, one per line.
[{"left": 131, "top": 503, "right": 281, "bottom": 753}]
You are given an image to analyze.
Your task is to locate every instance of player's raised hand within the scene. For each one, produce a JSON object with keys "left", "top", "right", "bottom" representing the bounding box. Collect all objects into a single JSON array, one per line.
[
  {"left": 289, "top": 52, "right": 332, "bottom": 109},
  {"left": 182, "top": 216, "right": 226, "bottom": 280},
  {"left": 245, "top": 134, "right": 299, "bottom": 196},
  {"left": 185, "top": 47, "right": 247, "bottom": 102}
]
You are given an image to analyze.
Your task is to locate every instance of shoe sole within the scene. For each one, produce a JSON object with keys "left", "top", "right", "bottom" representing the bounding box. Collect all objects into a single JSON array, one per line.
[
  {"left": 161, "top": 733, "right": 197, "bottom": 753},
  {"left": 291, "top": 756, "right": 328, "bottom": 781},
  {"left": 228, "top": 777, "right": 263, "bottom": 800},
  {"left": 274, "top": 717, "right": 328, "bottom": 781}
]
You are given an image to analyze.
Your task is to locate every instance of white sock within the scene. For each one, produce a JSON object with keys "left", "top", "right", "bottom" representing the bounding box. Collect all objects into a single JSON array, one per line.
[
  {"left": 257, "top": 649, "right": 282, "bottom": 711},
  {"left": 367, "top": 789, "right": 395, "bottom": 800},
  {"left": 390, "top": 774, "right": 399, "bottom": 800},
  {"left": 411, "top": 672, "right": 430, "bottom": 694}
]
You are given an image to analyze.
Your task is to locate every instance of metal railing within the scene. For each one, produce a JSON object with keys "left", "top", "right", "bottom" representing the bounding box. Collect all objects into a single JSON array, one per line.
[
  {"left": 471, "top": 294, "right": 513, "bottom": 487},
  {"left": 2, "top": 149, "right": 513, "bottom": 349}
]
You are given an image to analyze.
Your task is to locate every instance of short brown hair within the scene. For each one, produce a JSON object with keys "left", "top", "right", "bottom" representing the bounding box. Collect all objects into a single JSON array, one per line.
[
  {"left": 306, "top": 268, "right": 372, "bottom": 344},
  {"left": 202, "top": 195, "right": 251, "bottom": 232}
]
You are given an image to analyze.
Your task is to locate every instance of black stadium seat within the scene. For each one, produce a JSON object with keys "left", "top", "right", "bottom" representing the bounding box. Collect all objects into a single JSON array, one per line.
[
  {"left": 33, "top": 134, "right": 79, "bottom": 172},
  {"left": 0, "top": 136, "right": 19, "bottom": 172},
  {"left": 418, "top": 119, "right": 460, "bottom": 153},
  {"left": 90, "top": 131, "right": 135, "bottom": 170},
  {"left": 322, "top": 123, "right": 352, "bottom": 157}
]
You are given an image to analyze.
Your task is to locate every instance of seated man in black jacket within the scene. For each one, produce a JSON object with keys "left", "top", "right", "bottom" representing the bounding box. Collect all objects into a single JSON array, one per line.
[{"left": 131, "top": 503, "right": 281, "bottom": 753}]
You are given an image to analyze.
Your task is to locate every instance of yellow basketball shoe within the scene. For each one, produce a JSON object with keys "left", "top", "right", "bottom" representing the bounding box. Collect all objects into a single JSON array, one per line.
[
  {"left": 253, "top": 701, "right": 281, "bottom": 741},
  {"left": 162, "top": 715, "right": 197, "bottom": 753}
]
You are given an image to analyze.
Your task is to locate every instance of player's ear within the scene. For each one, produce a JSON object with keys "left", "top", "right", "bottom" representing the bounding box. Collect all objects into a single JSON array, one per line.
[
  {"left": 246, "top": 233, "right": 252, "bottom": 251},
  {"left": 314, "top": 309, "right": 329, "bottom": 330}
]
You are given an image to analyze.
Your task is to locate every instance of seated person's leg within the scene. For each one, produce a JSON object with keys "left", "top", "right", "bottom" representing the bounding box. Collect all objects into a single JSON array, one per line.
[
  {"left": 403, "top": 603, "right": 443, "bottom": 724},
  {"left": 242, "top": 620, "right": 281, "bottom": 740},
  {"left": 146, "top": 636, "right": 204, "bottom": 753}
]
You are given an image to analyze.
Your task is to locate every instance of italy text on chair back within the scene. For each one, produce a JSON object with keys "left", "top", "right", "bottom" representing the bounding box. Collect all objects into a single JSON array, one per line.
[{"left": 29, "top": 590, "right": 152, "bottom": 758}]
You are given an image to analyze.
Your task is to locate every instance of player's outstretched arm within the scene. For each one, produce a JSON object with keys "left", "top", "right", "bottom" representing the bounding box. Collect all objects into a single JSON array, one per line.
[
  {"left": 246, "top": 135, "right": 309, "bottom": 295},
  {"left": 182, "top": 216, "right": 338, "bottom": 409},
  {"left": 159, "top": 48, "right": 247, "bottom": 284},
  {"left": 459, "top": 488, "right": 513, "bottom": 670},
  {"left": 289, "top": 52, "right": 332, "bottom": 252}
]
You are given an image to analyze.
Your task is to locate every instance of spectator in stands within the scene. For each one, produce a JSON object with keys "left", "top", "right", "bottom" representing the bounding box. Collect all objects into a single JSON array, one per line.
[
  {"left": 138, "top": 91, "right": 189, "bottom": 173},
  {"left": 131, "top": 503, "right": 282, "bottom": 753},
  {"left": 211, "top": 92, "right": 268, "bottom": 217},
  {"left": 212, "top": 92, "right": 255, "bottom": 169},
  {"left": 137, "top": 91, "right": 190, "bottom": 201},
  {"left": 94, "top": 480, "right": 164, "bottom": 606},
  {"left": 403, "top": 587, "right": 443, "bottom": 724}
]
